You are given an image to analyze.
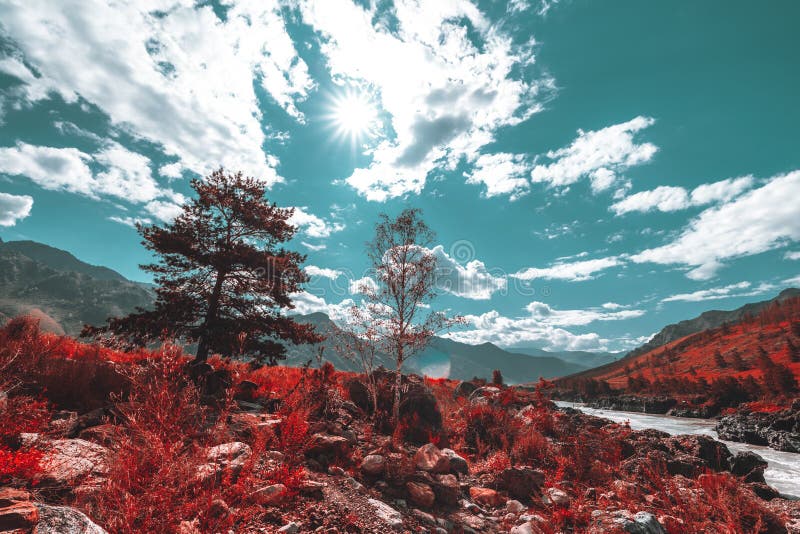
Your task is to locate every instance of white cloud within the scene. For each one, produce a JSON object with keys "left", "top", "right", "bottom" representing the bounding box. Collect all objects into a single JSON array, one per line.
[
  {"left": 784, "top": 251, "right": 800, "bottom": 261},
  {"left": 660, "top": 281, "right": 774, "bottom": 303},
  {"left": 304, "top": 265, "right": 343, "bottom": 279},
  {"left": 297, "top": 0, "right": 549, "bottom": 201},
  {"left": 784, "top": 275, "right": 800, "bottom": 287},
  {"left": 446, "top": 301, "right": 644, "bottom": 351},
  {"left": 349, "top": 276, "right": 379, "bottom": 295},
  {"left": 0, "top": 143, "right": 96, "bottom": 197},
  {"left": 301, "top": 241, "right": 327, "bottom": 251},
  {"left": 0, "top": 192, "right": 33, "bottom": 226},
  {"left": 611, "top": 176, "right": 754, "bottom": 215},
  {"left": 159, "top": 163, "right": 182, "bottom": 179},
  {"left": 109, "top": 215, "right": 152, "bottom": 228},
  {"left": 530, "top": 116, "right": 657, "bottom": 192},
  {"left": 0, "top": 1, "right": 314, "bottom": 184},
  {"left": 511, "top": 256, "right": 622, "bottom": 282},
  {"left": 430, "top": 245, "right": 507, "bottom": 300},
  {"left": 289, "top": 207, "right": 346, "bottom": 239},
  {"left": 631, "top": 171, "right": 800, "bottom": 280},
  {"left": 464, "top": 153, "right": 530, "bottom": 200},
  {"left": 290, "top": 291, "right": 353, "bottom": 322},
  {"left": 144, "top": 199, "right": 183, "bottom": 223}
]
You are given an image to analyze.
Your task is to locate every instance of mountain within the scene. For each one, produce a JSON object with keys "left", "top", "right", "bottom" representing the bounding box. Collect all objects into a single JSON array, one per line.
[
  {"left": 0, "top": 239, "right": 154, "bottom": 335},
  {"left": 626, "top": 288, "right": 800, "bottom": 359},
  {"left": 286, "top": 312, "right": 584, "bottom": 384},
  {"left": 557, "top": 289, "right": 800, "bottom": 390},
  {"left": 0, "top": 239, "right": 128, "bottom": 282},
  {"left": 506, "top": 346, "right": 621, "bottom": 369}
]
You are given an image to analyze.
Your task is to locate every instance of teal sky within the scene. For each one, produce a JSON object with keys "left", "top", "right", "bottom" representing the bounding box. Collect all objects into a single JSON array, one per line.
[{"left": 1, "top": 0, "right": 799, "bottom": 352}]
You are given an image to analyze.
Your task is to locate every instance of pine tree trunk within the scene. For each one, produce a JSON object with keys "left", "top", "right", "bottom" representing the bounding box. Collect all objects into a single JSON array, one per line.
[{"left": 195, "top": 270, "right": 226, "bottom": 362}]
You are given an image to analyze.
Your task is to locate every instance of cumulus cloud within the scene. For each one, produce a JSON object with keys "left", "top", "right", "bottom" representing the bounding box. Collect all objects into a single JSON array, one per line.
[
  {"left": 446, "top": 301, "right": 644, "bottom": 350},
  {"left": 530, "top": 116, "right": 657, "bottom": 193},
  {"left": 611, "top": 176, "right": 754, "bottom": 215},
  {"left": 660, "top": 281, "right": 774, "bottom": 303},
  {"left": 349, "top": 276, "right": 379, "bottom": 295},
  {"left": 0, "top": 142, "right": 183, "bottom": 221},
  {"left": 290, "top": 291, "right": 353, "bottom": 322},
  {"left": 305, "top": 265, "right": 343, "bottom": 279},
  {"left": 109, "top": 215, "right": 152, "bottom": 228},
  {"left": 511, "top": 256, "right": 622, "bottom": 282},
  {"left": 464, "top": 153, "right": 530, "bottom": 200},
  {"left": 631, "top": 171, "right": 800, "bottom": 280},
  {"left": 297, "top": 0, "right": 550, "bottom": 201},
  {"left": 289, "top": 207, "right": 346, "bottom": 239},
  {"left": 0, "top": 1, "right": 314, "bottom": 183},
  {"left": 430, "top": 245, "right": 507, "bottom": 300},
  {"left": 783, "top": 251, "right": 800, "bottom": 261},
  {"left": 0, "top": 192, "right": 33, "bottom": 226}
]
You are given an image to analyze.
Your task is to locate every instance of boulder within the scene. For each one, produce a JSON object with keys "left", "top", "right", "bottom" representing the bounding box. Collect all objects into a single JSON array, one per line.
[
  {"left": 406, "top": 482, "right": 435, "bottom": 508},
  {"left": 305, "top": 434, "right": 351, "bottom": 468},
  {"left": 39, "top": 438, "right": 109, "bottom": 489},
  {"left": 432, "top": 474, "right": 460, "bottom": 506},
  {"left": 254, "top": 483, "right": 287, "bottom": 505},
  {"left": 361, "top": 454, "right": 386, "bottom": 476},
  {"left": 0, "top": 502, "right": 39, "bottom": 531},
  {"left": 34, "top": 504, "right": 107, "bottom": 534},
  {"left": 620, "top": 511, "right": 667, "bottom": 534},
  {"left": 0, "top": 488, "right": 31, "bottom": 507},
  {"left": 399, "top": 383, "right": 443, "bottom": 444},
  {"left": 506, "top": 499, "right": 526, "bottom": 514},
  {"left": 543, "top": 487, "right": 570, "bottom": 507},
  {"left": 196, "top": 442, "right": 252, "bottom": 483},
  {"left": 278, "top": 522, "right": 300, "bottom": 534},
  {"left": 498, "top": 467, "right": 544, "bottom": 501},
  {"left": 345, "top": 379, "right": 373, "bottom": 412},
  {"left": 511, "top": 522, "right": 546, "bottom": 534},
  {"left": 77, "top": 424, "right": 117, "bottom": 448},
  {"left": 729, "top": 451, "right": 768, "bottom": 484},
  {"left": 368, "top": 498, "right": 403, "bottom": 530},
  {"left": 440, "top": 448, "right": 469, "bottom": 475},
  {"left": 414, "top": 443, "right": 450, "bottom": 473},
  {"left": 469, "top": 487, "right": 505, "bottom": 508}
]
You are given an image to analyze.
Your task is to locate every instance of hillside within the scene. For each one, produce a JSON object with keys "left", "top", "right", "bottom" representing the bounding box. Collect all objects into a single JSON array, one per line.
[
  {"left": 627, "top": 288, "right": 800, "bottom": 359},
  {"left": 0, "top": 239, "right": 153, "bottom": 335},
  {"left": 509, "top": 346, "right": 621, "bottom": 369},
  {"left": 558, "top": 291, "right": 800, "bottom": 402},
  {"left": 287, "top": 312, "right": 585, "bottom": 383}
]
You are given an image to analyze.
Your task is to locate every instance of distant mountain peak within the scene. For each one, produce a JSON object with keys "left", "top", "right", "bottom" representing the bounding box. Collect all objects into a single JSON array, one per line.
[{"left": 0, "top": 240, "right": 128, "bottom": 282}]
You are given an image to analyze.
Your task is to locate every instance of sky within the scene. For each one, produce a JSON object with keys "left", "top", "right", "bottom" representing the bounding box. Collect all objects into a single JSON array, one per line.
[{"left": 0, "top": 0, "right": 799, "bottom": 353}]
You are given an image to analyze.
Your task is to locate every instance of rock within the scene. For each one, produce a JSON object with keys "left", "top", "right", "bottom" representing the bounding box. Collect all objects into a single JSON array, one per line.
[
  {"left": 399, "top": 383, "right": 443, "bottom": 444},
  {"left": 278, "top": 522, "right": 300, "bottom": 534},
  {"left": 177, "top": 519, "right": 202, "bottom": 534},
  {"left": 361, "top": 454, "right": 386, "bottom": 476},
  {"left": 254, "top": 483, "right": 287, "bottom": 505},
  {"left": 196, "top": 442, "right": 252, "bottom": 483},
  {"left": 406, "top": 482, "right": 435, "bottom": 508},
  {"left": 543, "top": 487, "right": 570, "bottom": 507},
  {"left": 298, "top": 479, "right": 326, "bottom": 498},
  {"left": 506, "top": 499, "right": 526, "bottom": 514},
  {"left": 440, "top": 448, "right": 469, "bottom": 475},
  {"left": 510, "top": 521, "right": 546, "bottom": 534},
  {"left": 588, "top": 395, "right": 677, "bottom": 414},
  {"left": 345, "top": 379, "right": 373, "bottom": 412},
  {"left": 729, "top": 451, "right": 768, "bottom": 483},
  {"left": 453, "top": 381, "right": 478, "bottom": 399},
  {"left": 749, "top": 482, "right": 780, "bottom": 501},
  {"left": 34, "top": 504, "right": 107, "bottom": 534},
  {"left": 414, "top": 443, "right": 450, "bottom": 473},
  {"left": 620, "top": 511, "right": 667, "bottom": 534},
  {"left": 233, "top": 380, "right": 259, "bottom": 401},
  {"left": 0, "top": 502, "right": 39, "bottom": 531},
  {"left": 305, "top": 434, "right": 351, "bottom": 467},
  {"left": 77, "top": 424, "right": 117, "bottom": 448},
  {"left": 412, "top": 508, "right": 436, "bottom": 525},
  {"left": 208, "top": 499, "right": 229, "bottom": 518},
  {"left": 468, "top": 386, "right": 501, "bottom": 403},
  {"left": 469, "top": 487, "right": 505, "bottom": 508},
  {"left": 0, "top": 487, "right": 31, "bottom": 507},
  {"left": 499, "top": 467, "right": 544, "bottom": 501},
  {"left": 49, "top": 410, "right": 79, "bottom": 436},
  {"left": 432, "top": 474, "right": 460, "bottom": 506},
  {"left": 39, "top": 438, "right": 109, "bottom": 489},
  {"left": 368, "top": 498, "right": 403, "bottom": 530}
]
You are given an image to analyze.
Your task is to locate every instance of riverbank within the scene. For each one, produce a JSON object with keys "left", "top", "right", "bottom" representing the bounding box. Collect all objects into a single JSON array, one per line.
[{"left": 556, "top": 401, "right": 800, "bottom": 500}]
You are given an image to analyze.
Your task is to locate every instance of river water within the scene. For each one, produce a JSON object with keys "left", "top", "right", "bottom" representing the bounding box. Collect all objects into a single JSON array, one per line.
[{"left": 555, "top": 401, "right": 800, "bottom": 498}]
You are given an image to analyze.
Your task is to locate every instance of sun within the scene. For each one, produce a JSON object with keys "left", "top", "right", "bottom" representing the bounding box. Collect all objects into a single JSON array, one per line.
[{"left": 327, "top": 90, "right": 380, "bottom": 147}]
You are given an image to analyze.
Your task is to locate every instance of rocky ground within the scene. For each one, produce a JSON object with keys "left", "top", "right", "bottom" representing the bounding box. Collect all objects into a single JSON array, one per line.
[
  {"left": 716, "top": 400, "right": 800, "bottom": 453},
  {"left": 1, "top": 321, "right": 799, "bottom": 533}
]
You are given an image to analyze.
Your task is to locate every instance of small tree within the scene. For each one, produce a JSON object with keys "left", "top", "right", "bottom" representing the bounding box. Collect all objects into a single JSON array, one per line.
[
  {"left": 713, "top": 350, "right": 727, "bottom": 369},
  {"left": 84, "top": 169, "right": 320, "bottom": 364},
  {"left": 787, "top": 337, "right": 799, "bottom": 363},
  {"left": 492, "top": 369, "right": 504, "bottom": 386},
  {"left": 336, "top": 304, "right": 382, "bottom": 416},
  {"left": 358, "top": 208, "right": 461, "bottom": 424}
]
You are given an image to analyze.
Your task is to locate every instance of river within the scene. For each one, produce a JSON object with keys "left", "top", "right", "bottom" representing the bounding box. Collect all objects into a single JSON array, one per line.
[{"left": 555, "top": 401, "right": 800, "bottom": 498}]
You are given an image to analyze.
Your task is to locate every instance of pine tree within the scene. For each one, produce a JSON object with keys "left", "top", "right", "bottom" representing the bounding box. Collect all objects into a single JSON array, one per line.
[
  {"left": 84, "top": 169, "right": 320, "bottom": 364},
  {"left": 714, "top": 350, "right": 727, "bottom": 368}
]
